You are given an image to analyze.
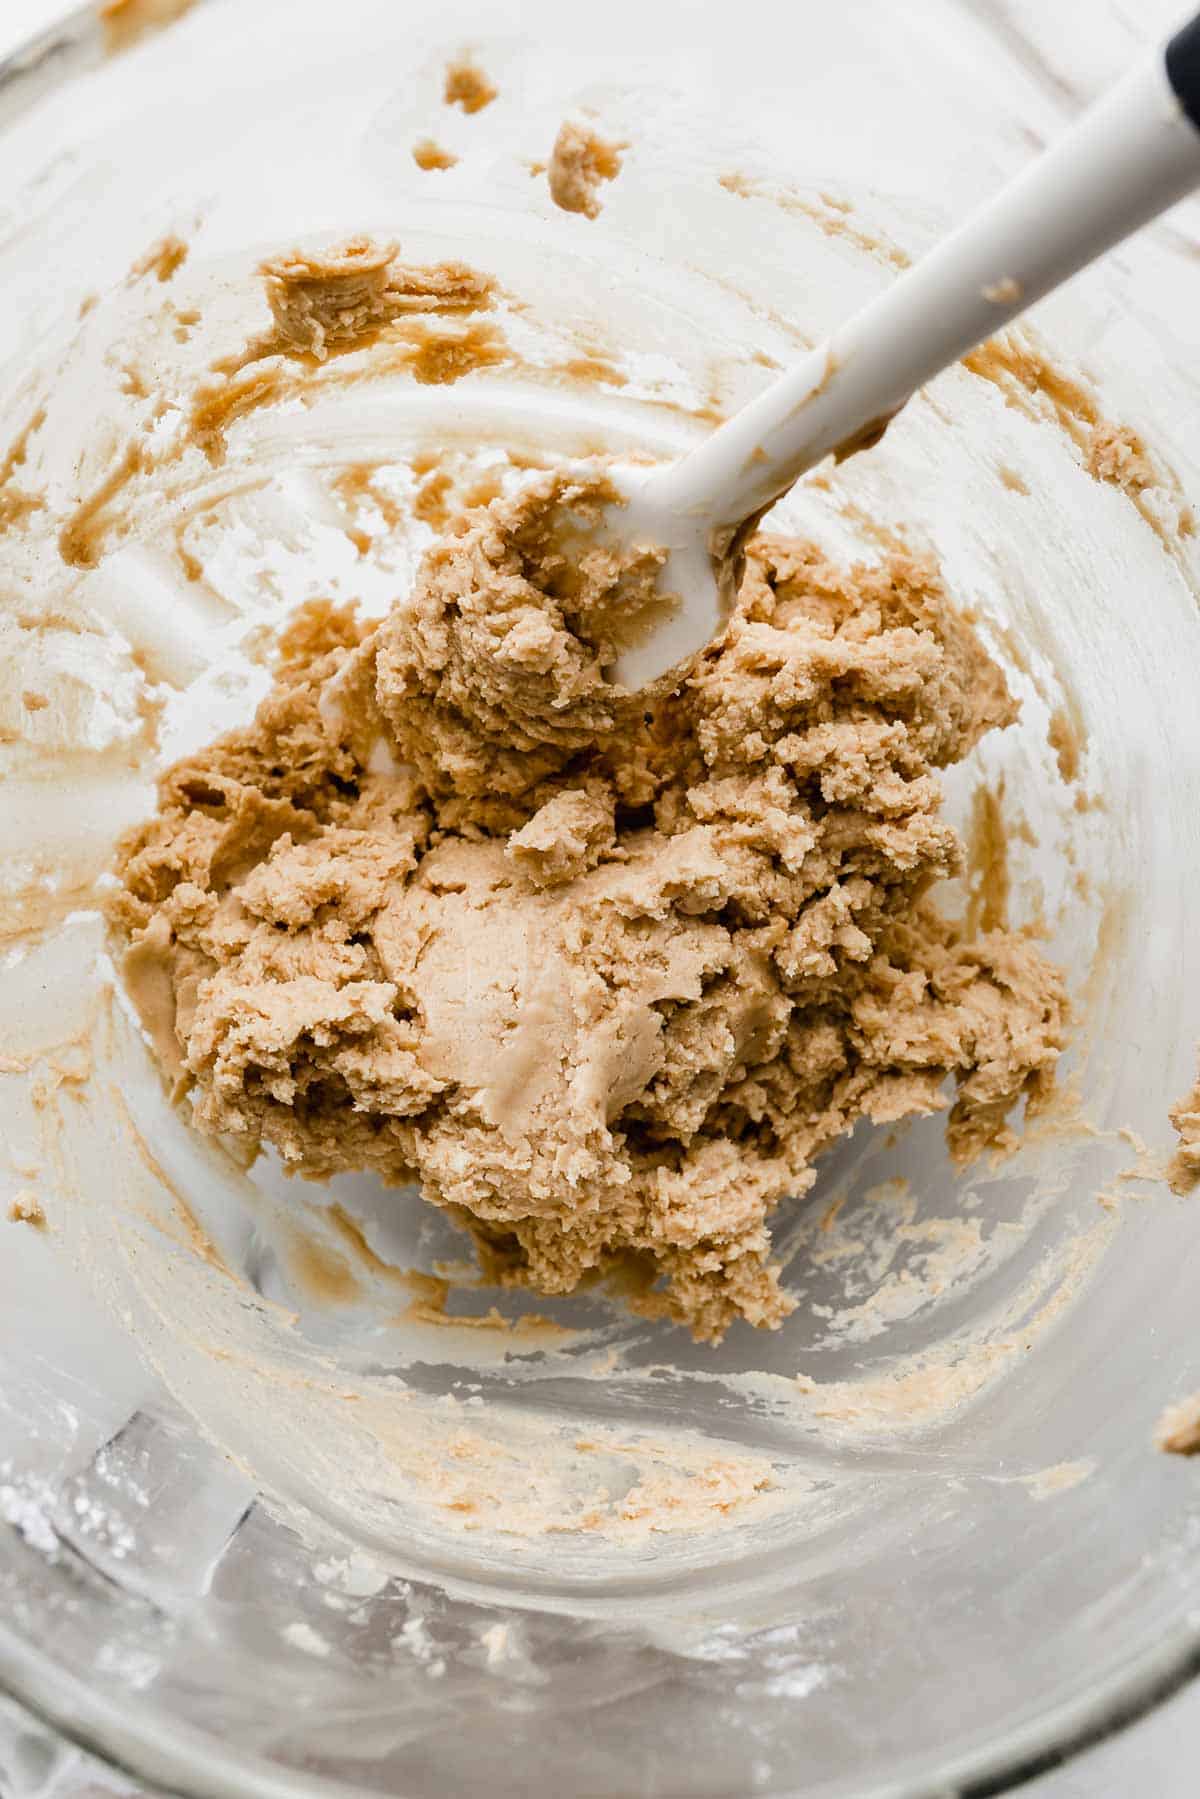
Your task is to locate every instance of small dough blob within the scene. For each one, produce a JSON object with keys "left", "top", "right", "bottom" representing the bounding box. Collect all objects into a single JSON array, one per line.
[
  {"left": 412, "top": 138, "right": 458, "bottom": 172},
  {"left": 1167, "top": 1065, "right": 1200, "bottom": 1194},
  {"left": 547, "top": 122, "right": 625, "bottom": 219},
  {"left": 115, "top": 473, "right": 1067, "bottom": 1341},
  {"left": 443, "top": 56, "right": 497, "bottom": 115}
]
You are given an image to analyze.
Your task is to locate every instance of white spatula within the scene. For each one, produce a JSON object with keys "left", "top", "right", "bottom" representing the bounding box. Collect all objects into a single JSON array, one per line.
[{"left": 607, "top": 14, "right": 1200, "bottom": 689}]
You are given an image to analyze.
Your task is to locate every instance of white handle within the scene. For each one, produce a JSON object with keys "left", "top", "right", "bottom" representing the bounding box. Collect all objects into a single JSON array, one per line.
[{"left": 647, "top": 45, "right": 1200, "bottom": 538}]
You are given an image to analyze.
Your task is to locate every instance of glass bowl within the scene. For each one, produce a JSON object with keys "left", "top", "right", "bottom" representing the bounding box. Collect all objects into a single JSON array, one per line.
[{"left": 1, "top": 2, "right": 1199, "bottom": 1795}]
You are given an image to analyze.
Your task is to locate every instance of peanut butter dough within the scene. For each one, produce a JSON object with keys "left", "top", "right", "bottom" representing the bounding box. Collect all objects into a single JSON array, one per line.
[
  {"left": 258, "top": 240, "right": 494, "bottom": 361},
  {"left": 547, "top": 122, "right": 625, "bottom": 219},
  {"left": 114, "top": 474, "right": 1067, "bottom": 1340},
  {"left": 413, "top": 139, "right": 459, "bottom": 172},
  {"left": 1167, "top": 1064, "right": 1200, "bottom": 1195},
  {"left": 1156, "top": 1391, "right": 1200, "bottom": 1456},
  {"left": 443, "top": 57, "right": 497, "bottom": 115}
]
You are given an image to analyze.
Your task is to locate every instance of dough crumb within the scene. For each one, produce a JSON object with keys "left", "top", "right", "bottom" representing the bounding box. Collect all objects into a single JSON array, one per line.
[
  {"left": 1156, "top": 1392, "right": 1200, "bottom": 1456},
  {"left": 547, "top": 121, "right": 625, "bottom": 219},
  {"left": 113, "top": 476, "right": 1068, "bottom": 1342},
  {"left": 8, "top": 1192, "right": 47, "bottom": 1230},
  {"left": 1085, "top": 422, "right": 1155, "bottom": 496},
  {"left": 413, "top": 138, "right": 459, "bottom": 172},
  {"left": 1166, "top": 1064, "right": 1200, "bottom": 1195},
  {"left": 444, "top": 57, "right": 497, "bottom": 115}
]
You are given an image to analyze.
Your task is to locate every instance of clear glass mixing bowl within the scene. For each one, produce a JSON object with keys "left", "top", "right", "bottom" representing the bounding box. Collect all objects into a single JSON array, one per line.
[{"left": 1, "top": 2, "right": 1199, "bottom": 1795}]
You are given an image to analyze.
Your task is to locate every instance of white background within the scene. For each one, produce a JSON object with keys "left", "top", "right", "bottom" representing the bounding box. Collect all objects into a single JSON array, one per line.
[{"left": 1, "top": 2, "right": 1198, "bottom": 1793}]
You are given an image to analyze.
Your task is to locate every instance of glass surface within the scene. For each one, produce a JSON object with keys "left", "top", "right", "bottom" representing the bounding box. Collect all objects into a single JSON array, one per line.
[{"left": 1, "top": 2, "right": 1199, "bottom": 1795}]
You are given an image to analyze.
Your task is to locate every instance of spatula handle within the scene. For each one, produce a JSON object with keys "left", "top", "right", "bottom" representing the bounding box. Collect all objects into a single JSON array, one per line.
[{"left": 650, "top": 19, "right": 1200, "bottom": 536}]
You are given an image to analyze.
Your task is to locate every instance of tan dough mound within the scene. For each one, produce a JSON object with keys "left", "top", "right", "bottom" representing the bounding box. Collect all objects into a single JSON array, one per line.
[
  {"left": 342, "top": 470, "right": 668, "bottom": 828},
  {"left": 114, "top": 475, "right": 1068, "bottom": 1342}
]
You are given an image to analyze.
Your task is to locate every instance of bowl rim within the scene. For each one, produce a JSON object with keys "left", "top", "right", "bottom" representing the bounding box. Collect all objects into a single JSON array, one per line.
[{"left": 1, "top": 1596, "right": 1199, "bottom": 1798}]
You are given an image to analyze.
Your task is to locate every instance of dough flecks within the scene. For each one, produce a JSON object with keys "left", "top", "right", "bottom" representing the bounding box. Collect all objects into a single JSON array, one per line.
[{"left": 114, "top": 475, "right": 1068, "bottom": 1341}]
